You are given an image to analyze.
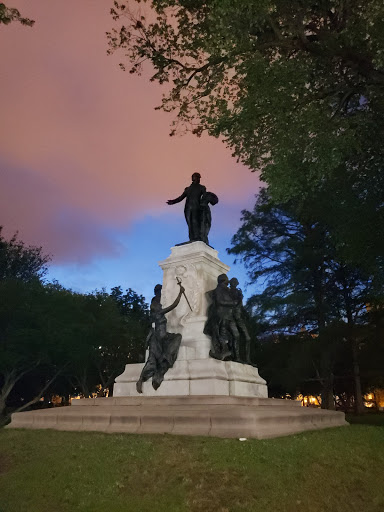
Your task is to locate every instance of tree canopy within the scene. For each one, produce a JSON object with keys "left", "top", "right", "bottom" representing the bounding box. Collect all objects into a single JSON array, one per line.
[
  {"left": 0, "top": 280, "right": 149, "bottom": 423},
  {"left": 108, "top": 1, "right": 384, "bottom": 265},
  {"left": 0, "top": 3, "right": 34, "bottom": 26},
  {"left": 229, "top": 188, "right": 384, "bottom": 410},
  {"left": 0, "top": 230, "right": 149, "bottom": 424},
  {"left": 108, "top": 1, "right": 384, "bottom": 186},
  {"left": 0, "top": 227, "right": 49, "bottom": 281}
]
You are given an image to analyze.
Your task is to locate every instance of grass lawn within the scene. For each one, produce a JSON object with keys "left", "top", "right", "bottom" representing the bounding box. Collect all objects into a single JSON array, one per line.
[{"left": 0, "top": 424, "right": 383, "bottom": 512}]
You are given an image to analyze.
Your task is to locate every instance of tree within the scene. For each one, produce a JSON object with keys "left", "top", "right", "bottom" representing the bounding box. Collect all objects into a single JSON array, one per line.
[
  {"left": 108, "top": 1, "right": 384, "bottom": 265},
  {"left": 77, "top": 287, "right": 149, "bottom": 396},
  {"left": 0, "top": 279, "right": 74, "bottom": 423},
  {"left": 110, "top": 286, "right": 149, "bottom": 366},
  {"left": 0, "top": 280, "right": 150, "bottom": 422},
  {"left": 228, "top": 188, "right": 380, "bottom": 410},
  {"left": 0, "top": 227, "right": 49, "bottom": 282},
  {"left": 0, "top": 228, "right": 149, "bottom": 420},
  {"left": 0, "top": 3, "right": 34, "bottom": 26}
]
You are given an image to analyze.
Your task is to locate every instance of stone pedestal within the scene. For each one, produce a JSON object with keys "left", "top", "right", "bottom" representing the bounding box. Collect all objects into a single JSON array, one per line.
[
  {"left": 114, "top": 242, "right": 268, "bottom": 398},
  {"left": 159, "top": 241, "right": 229, "bottom": 359}
]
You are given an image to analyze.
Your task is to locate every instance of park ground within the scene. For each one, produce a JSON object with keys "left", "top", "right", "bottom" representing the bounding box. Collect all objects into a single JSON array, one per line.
[{"left": 0, "top": 415, "right": 383, "bottom": 512}]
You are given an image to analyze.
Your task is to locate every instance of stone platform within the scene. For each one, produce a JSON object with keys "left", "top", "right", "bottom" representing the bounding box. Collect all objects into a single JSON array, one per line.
[{"left": 7, "top": 396, "right": 347, "bottom": 439}]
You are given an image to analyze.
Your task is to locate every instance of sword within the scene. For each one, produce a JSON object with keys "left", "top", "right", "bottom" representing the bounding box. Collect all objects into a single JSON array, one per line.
[{"left": 176, "top": 277, "right": 193, "bottom": 311}]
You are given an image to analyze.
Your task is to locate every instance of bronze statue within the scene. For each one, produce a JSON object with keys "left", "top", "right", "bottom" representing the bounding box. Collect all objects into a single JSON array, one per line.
[
  {"left": 167, "top": 173, "right": 218, "bottom": 245},
  {"left": 200, "top": 191, "right": 219, "bottom": 245},
  {"left": 136, "top": 283, "right": 184, "bottom": 393},
  {"left": 204, "top": 274, "right": 240, "bottom": 361},
  {"left": 229, "top": 277, "right": 252, "bottom": 364}
]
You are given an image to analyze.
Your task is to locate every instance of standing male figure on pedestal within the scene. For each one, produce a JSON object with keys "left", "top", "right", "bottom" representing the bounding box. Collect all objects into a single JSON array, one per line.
[{"left": 167, "top": 172, "right": 206, "bottom": 242}]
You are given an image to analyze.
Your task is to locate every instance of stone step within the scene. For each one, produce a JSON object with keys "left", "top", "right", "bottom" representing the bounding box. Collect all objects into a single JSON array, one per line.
[
  {"left": 71, "top": 396, "right": 302, "bottom": 408},
  {"left": 7, "top": 397, "right": 347, "bottom": 439}
]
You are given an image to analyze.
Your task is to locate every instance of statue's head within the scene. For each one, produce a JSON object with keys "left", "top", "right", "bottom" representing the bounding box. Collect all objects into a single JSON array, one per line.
[
  {"left": 191, "top": 172, "right": 201, "bottom": 184},
  {"left": 217, "top": 274, "right": 228, "bottom": 286},
  {"left": 229, "top": 277, "right": 239, "bottom": 288},
  {"left": 154, "top": 284, "right": 162, "bottom": 295}
]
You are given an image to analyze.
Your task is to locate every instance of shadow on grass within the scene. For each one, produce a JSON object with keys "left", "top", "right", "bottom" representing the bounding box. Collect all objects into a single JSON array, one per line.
[{"left": 346, "top": 411, "right": 384, "bottom": 426}]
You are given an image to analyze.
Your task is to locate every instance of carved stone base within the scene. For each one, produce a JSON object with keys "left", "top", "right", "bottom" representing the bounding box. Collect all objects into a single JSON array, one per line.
[
  {"left": 158, "top": 241, "right": 229, "bottom": 358},
  {"left": 114, "top": 359, "right": 268, "bottom": 398}
]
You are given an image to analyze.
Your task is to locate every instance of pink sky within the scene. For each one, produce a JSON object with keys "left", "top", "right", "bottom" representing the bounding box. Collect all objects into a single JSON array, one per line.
[{"left": 1, "top": 0, "right": 260, "bottom": 293}]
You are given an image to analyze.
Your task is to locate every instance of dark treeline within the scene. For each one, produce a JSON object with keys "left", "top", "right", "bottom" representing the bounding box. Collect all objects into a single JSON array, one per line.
[
  {"left": 229, "top": 189, "right": 384, "bottom": 413},
  {"left": 0, "top": 227, "right": 149, "bottom": 425}
]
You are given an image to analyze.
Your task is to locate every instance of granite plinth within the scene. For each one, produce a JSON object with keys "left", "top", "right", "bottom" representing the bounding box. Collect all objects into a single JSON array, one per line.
[{"left": 7, "top": 396, "right": 348, "bottom": 439}]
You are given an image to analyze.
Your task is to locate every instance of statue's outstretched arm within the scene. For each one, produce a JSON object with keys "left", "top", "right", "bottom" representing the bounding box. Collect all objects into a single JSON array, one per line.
[
  {"left": 161, "top": 287, "right": 184, "bottom": 315},
  {"left": 167, "top": 190, "right": 187, "bottom": 205}
]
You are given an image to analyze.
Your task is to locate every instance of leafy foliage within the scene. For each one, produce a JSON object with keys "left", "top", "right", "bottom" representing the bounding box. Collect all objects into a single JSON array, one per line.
[
  {"left": 0, "top": 229, "right": 149, "bottom": 422},
  {"left": 108, "top": 1, "right": 384, "bottom": 263},
  {"left": 108, "top": 0, "right": 384, "bottom": 182},
  {"left": 0, "top": 227, "right": 50, "bottom": 281},
  {"left": 229, "top": 189, "right": 384, "bottom": 409},
  {"left": 0, "top": 2, "right": 34, "bottom": 26}
]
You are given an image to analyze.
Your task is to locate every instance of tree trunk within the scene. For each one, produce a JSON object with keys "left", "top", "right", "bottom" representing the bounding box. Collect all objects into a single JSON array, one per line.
[
  {"left": 321, "top": 373, "right": 335, "bottom": 410},
  {"left": 337, "top": 266, "right": 365, "bottom": 414},
  {"left": 1, "top": 366, "right": 66, "bottom": 424},
  {"left": 0, "top": 371, "right": 21, "bottom": 424},
  {"left": 313, "top": 259, "right": 335, "bottom": 410},
  {"left": 352, "top": 342, "right": 365, "bottom": 414},
  {"left": 0, "top": 397, "right": 7, "bottom": 426}
]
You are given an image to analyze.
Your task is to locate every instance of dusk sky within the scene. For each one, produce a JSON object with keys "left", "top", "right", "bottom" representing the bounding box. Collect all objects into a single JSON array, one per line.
[{"left": 1, "top": 0, "right": 262, "bottom": 303}]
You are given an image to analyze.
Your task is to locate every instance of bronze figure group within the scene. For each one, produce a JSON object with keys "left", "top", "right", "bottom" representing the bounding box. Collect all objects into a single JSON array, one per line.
[{"left": 204, "top": 274, "right": 251, "bottom": 363}]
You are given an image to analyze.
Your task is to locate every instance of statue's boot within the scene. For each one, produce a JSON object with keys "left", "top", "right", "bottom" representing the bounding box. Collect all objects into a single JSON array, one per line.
[
  {"left": 221, "top": 349, "right": 232, "bottom": 361},
  {"left": 209, "top": 337, "right": 224, "bottom": 361},
  {"left": 220, "top": 342, "right": 233, "bottom": 361},
  {"left": 209, "top": 348, "right": 232, "bottom": 361},
  {"left": 209, "top": 349, "right": 223, "bottom": 360}
]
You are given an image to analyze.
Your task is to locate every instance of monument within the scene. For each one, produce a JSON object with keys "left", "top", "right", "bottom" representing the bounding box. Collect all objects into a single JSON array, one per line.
[
  {"left": 114, "top": 173, "right": 267, "bottom": 397},
  {"left": 7, "top": 173, "right": 347, "bottom": 438}
]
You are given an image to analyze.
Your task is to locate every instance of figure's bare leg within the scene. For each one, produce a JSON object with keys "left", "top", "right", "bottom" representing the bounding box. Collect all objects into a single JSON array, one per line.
[
  {"left": 229, "top": 322, "right": 240, "bottom": 361},
  {"left": 245, "top": 337, "right": 251, "bottom": 364},
  {"left": 136, "top": 379, "right": 143, "bottom": 394},
  {"left": 136, "top": 357, "right": 156, "bottom": 393}
]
